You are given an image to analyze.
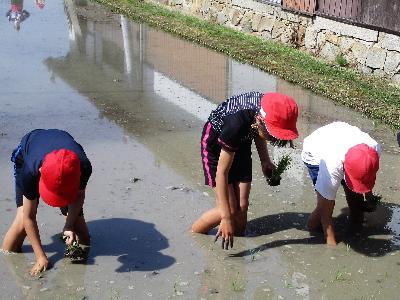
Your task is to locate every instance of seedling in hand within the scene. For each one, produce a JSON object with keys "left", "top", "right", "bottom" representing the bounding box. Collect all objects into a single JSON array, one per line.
[
  {"left": 267, "top": 154, "right": 292, "bottom": 186},
  {"left": 60, "top": 235, "right": 87, "bottom": 261}
]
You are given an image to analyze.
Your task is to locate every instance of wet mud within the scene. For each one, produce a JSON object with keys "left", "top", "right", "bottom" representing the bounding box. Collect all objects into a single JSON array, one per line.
[{"left": 1, "top": 0, "right": 399, "bottom": 299}]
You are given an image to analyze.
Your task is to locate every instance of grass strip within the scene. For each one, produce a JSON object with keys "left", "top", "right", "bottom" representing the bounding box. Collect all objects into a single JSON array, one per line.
[{"left": 94, "top": 0, "right": 400, "bottom": 129}]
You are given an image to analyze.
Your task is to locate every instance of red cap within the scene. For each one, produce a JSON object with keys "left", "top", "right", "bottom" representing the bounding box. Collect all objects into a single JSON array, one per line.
[
  {"left": 39, "top": 149, "right": 81, "bottom": 207},
  {"left": 344, "top": 144, "right": 379, "bottom": 194},
  {"left": 260, "top": 93, "right": 299, "bottom": 140}
]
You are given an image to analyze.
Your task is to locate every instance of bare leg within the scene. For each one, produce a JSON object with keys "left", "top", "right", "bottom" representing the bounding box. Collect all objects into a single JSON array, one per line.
[
  {"left": 192, "top": 185, "right": 239, "bottom": 234},
  {"left": 307, "top": 192, "right": 336, "bottom": 245},
  {"left": 191, "top": 207, "right": 222, "bottom": 233},
  {"left": 2, "top": 207, "right": 26, "bottom": 252},
  {"left": 307, "top": 207, "right": 322, "bottom": 231},
  {"left": 343, "top": 184, "right": 364, "bottom": 224},
  {"left": 233, "top": 182, "right": 251, "bottom": 236},
  {"left": 317, "top": 196, "right": 336, "bottom": 246}
]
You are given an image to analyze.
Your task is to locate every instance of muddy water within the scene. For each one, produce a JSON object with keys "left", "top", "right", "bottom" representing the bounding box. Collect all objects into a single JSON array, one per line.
[{"left": 0, "top": 0, "right": 399, "bottom": 299}]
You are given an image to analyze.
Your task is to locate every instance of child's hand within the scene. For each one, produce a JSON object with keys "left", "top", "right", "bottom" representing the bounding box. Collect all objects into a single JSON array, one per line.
[
  {"left": 30, "top": 255, "right": 48, "bottom": 276},
  {"left": 214, "top": 218, "right": 234, "bottom": 250},
  {"left": 261, "top": 161, "right": 275, "bottom": 179},
  {"left": 63, "top": 230, "right": 77, "bottom": 246}
]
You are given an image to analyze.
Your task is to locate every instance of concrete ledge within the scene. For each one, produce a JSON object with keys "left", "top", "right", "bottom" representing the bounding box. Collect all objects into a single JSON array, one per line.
[{"left": 314, "top": 17, "right": 378, "bottom": 42}]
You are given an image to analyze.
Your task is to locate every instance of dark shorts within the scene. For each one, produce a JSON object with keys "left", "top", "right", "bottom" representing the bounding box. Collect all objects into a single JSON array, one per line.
[
  {"left": 11, "top": 145, "right": 83, "bottom": 216},
  {"left": 201, "top": 122, "right": 252, "bottom": 187}
]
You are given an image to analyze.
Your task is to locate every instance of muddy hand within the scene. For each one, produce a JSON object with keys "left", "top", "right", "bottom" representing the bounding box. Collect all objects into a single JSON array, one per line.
[
  {"left": 30, "top": 256, "right": 48, "bottom": 276},
  {"left": 214, "top": 218, "right": 234, "bottom": 250},
  {"left": 63, "top": 230, "right": 77, "bottom": 246}
]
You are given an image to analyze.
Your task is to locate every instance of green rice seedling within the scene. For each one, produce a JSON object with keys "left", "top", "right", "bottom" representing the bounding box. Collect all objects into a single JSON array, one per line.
[
  {"left": 332, "top": 268, "right": 348, "bottom": 282},
  {"left": 173, "top": 276, "right": 180, "bottom": 294},
  {"left": 284, "top": 280, "right": 294, "bottom": 288},
  {"left": 61, "top": 235, "right": 88, "bottom": 261},
  {"left": 230, "top": 273, "right": 245, "bottom": 292},
  {"left": 249, "top": 248, "right": 261, "bottom": 261},
  {"left": 267, "top": 154, "right": 292, "bottom": 186}
]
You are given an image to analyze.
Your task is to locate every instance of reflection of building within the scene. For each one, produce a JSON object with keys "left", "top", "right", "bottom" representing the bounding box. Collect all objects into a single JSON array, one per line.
[
  {"left": 44, "top": 0, "right": 400, "bottom": 210},
  {"left": 47, "top": 0, "right": 400, "bottom": 190}
]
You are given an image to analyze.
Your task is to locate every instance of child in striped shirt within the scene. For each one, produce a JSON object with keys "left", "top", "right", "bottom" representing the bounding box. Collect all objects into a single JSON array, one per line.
[{"left": 192, "top": 92, "right": 299, "bottom": 249}]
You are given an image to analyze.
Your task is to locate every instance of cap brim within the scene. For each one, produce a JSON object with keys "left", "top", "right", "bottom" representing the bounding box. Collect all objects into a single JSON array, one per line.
[
  {"left": 344, "top": 170, "right": 375, "bottom": 194},
  {"left": 39, "top": 178, "right": 77, "bottom": 207},
  {"left": 265, "top": 122, "right": 299, "bottom": 140}
]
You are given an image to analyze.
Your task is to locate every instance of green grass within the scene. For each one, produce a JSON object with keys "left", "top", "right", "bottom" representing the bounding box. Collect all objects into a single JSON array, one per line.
[
  {"left": 334, "top": 269, "right": 347, "bottom": 282},
  {"left": 336, "top": 52, "right": 349, "bottom": 68},
  {"left": 230, "top": 273, "right": 245, "bottom": 292},
  {"left": 94, "top": 0, "right": 400, "bottom": 129}
]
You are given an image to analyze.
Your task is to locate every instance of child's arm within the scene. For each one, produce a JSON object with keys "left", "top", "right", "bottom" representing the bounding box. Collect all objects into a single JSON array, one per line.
[
  {"left": 63, "top": 190, "right": 85, "bottom": 245},
  {"left": 254, "top": 135, "right": 275, "bottom": 177},
  {"left": 22, "top": 197, "right": 48, "bottom": 275},
  {"left": 215, "top": 149, "right": 235, "bottom": 249},
  {"left": 316, "top": 192, "right": 337, "bottom": 246}
]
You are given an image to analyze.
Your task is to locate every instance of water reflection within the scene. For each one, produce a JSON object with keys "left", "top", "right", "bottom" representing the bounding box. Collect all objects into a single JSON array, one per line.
[
  {"left": 5, "top": 0, "right": 44, "bottom": 31},
  {"left": 6, "top": 0, "right": 30, "bottom": 31},
  {"left": 1, "top": 0, "right": 400, "bottom": 298},
  {"left": 45, "top": 0, "right": 301, "bottom": 185},
  {"left": 46, "top": 0, "right": 400, "bottom": 249},
  {"left": 47, "top": 0, "right": 400, "bottom": 191}
]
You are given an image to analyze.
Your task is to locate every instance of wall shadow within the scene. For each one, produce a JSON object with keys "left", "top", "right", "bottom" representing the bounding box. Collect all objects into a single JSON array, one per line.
[
  {"left": 231, "top": 202, "right": 400, "bottom": 258},
  {"left": 40, "top": 218, "right": 175, "bottom": 273}
]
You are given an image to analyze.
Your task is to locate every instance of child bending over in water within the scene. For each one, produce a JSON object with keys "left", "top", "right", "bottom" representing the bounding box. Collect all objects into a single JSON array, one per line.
[{"left": 192, "top": 92, "right": 299, "bottom": 249}]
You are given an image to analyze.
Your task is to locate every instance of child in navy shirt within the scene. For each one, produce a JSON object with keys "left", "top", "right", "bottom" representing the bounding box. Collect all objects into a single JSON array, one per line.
[
  {"left": 2, "top": 129, "right": 92, "bottom": 275},
  {"left": 192, "top": 92, "right": 299, "bottom": 249}
]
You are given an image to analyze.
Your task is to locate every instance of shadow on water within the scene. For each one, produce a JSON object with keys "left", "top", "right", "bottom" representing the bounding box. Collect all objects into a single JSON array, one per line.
[
  {"left": 3, "top": 218, "right": 175, "bottom": 298},
  {"left": 232, "top": 202, "right": 400, "bottom": 258},
  {"left": 34, "top": 218, "right": 175, "bottom": 273},
  {"left": 86, "top": 218, "right": 176, "bottom": 272}
]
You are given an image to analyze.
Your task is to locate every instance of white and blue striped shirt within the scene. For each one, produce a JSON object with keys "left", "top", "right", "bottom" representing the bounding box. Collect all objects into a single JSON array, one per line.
[
  {"left": 208, "top": 91, "right": 262, "bottom": 133},
  {"left": 208, "top": 92, "right": 263, "bottom": 149}
]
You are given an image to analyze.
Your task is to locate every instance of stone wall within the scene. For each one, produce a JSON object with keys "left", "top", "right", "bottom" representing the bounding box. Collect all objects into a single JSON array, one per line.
[{"left": 149, "top": 0, "right": 400, "bottom": 84}]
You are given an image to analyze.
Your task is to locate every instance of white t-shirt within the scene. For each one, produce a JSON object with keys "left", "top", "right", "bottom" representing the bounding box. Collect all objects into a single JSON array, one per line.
[{"left": 301, "top": 122, "right": 381, "bottom": 200}]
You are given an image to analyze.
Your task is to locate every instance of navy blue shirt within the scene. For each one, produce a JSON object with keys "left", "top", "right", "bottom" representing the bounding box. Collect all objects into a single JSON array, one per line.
[
  {"left": 208, "top": 92, "right": 262, "bottom": 151},
  {"left": 14, "top": 129, "right": 92, "bottom": 200}
]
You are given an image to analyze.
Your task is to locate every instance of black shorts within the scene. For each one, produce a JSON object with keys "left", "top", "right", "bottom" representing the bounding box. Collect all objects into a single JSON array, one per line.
[
  {"left": 201, "top": 122, "right": 252, "bottom": 187},
  {"left": 11, "top": 145, "right": 83, "bottom": 216}
]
